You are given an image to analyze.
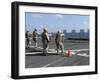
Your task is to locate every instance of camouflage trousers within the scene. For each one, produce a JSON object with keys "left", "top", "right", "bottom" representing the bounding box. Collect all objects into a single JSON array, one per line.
[
  {"left": 42, "top": 42, "right": 49, "bottom": 55},
  {"left": 56, "top": 42, "right": 64, "bottom": 54},
  {"left": 26, "top": 38, "right": 31, "bottom": 47}
]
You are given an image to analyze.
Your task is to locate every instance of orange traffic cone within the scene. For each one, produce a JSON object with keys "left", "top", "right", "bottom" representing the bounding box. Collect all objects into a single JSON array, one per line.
[{"left": 68, "top": 48, "right": 71, "bottom": 57}]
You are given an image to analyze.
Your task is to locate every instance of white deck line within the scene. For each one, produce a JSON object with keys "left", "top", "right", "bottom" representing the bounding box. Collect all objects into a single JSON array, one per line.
[
  {"left": 26, "top": 48, "right": 89, "bottom": 55},
  {"left": 42, "top": 58, "right": 65, "bottom": 68},
  {"left": 77, "top": 53, "right": 89, "bottom": 57},
  {"left": 26, "top": 48, "right": 89, "bottom": 58}
]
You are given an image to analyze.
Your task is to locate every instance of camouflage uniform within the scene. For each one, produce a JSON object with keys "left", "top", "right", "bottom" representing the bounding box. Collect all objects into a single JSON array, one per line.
[
  {"left": 41, "top": 29, "right": 50, "bottom": 55},
  {"left": 26, "top": 31, "right": 30, "bottom": 47},
  {"left": 32, "top": 29, "right": 38, "bottom": 48},
  {"left": 55, "top": 31, "right": 64, "bottom": 54}
]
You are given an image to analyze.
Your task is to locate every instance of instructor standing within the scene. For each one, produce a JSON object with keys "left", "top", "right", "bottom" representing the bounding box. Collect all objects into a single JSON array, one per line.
[
  {"left": 32, "top": 28, "right": 39, "bottom": 48},
  {"left": 55, "top": 30, "right": 64, "bottom": 54},
  {"left": 41, "top": 28, "right": 50, "bottom": 55}
]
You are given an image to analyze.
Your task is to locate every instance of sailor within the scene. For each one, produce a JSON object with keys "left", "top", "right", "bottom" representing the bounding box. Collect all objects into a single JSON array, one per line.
[
  {"left": 32, "top": 28, "right": 39, "bottom": 48},
  {"left": 55, "top": 30, "right": 64, "bottom": 54},
  {"left": 25, "top": 31, "right": 30, "bottom": 47},
  {"left": 41, "top": 28, "right": 50, "bottom": 55}
]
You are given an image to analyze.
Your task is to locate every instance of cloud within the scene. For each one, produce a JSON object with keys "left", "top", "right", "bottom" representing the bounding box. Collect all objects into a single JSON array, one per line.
[
  {"left": 30, "top": 14, "right": 43, "bottom": 18},
  {"left": 54, "top": 14, "right": 64, "bottom": 18}
]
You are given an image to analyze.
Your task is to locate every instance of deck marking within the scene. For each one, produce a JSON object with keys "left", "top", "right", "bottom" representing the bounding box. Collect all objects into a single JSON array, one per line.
[
  {"left": 26, "top": 48, "right": 89, "bottom": 57},
  {"left": 42, "top": 58, "right": 65, "bottom": 68},
  {"left": 77, "top": 53, "right": 89, "bottom": 57}
]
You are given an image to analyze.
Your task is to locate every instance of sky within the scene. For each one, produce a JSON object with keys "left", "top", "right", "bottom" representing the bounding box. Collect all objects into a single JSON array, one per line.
[{"left": 25, "top": 12, "right": 89, "bottom": 33}]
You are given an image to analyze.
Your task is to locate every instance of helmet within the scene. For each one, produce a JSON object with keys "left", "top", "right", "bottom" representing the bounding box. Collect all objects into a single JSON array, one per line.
[
  {"left": 34, "top": 28, "right": 37, "bottom": 31},
  {"left": 58, "top": 30, "right": 61, "bottom": 33},
  {"left": 27, "top": 31, "right": 29, "bottom": 32},
  {"left": 43, "top": 27, "right": 47, "bottom": 31}
]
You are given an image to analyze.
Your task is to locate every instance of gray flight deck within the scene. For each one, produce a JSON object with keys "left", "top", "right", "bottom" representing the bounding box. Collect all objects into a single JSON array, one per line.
[{"left": 25, "top": 40, "right": 89, "bottom": 68}]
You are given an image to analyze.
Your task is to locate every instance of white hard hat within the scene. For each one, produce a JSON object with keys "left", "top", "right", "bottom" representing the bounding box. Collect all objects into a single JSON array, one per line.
[
  {"left": 43, "top": 27, "right": 47, "bottom": 31},
  {"left": 58, "top": 30, "right": 61, "bottom": 33}
]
